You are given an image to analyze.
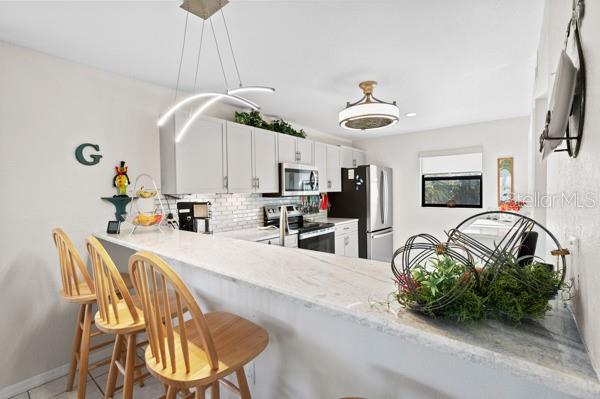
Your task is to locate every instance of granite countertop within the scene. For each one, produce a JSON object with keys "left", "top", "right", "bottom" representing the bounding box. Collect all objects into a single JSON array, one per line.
[
  {"left": 95, "top": 229, "right": 600, "bottom": 398},
  {"left": 215, "top": 226, "right": 297, "bottom": 242}
]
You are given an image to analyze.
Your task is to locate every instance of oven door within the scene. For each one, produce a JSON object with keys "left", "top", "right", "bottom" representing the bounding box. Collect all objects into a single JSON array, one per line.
[
  {"left": 280, "top": 163, "right": 319, "bottom": 196},
  {"left": 298, "top": 228, "right": 335, "bottom": 253}
]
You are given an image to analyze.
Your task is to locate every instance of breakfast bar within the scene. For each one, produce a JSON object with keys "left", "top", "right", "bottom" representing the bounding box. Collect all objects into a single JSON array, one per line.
[{"left": 95, "top": 229, "right": 600, "bottom": 399}]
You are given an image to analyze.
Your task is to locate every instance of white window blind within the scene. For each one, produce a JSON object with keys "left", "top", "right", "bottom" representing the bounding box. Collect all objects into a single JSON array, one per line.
[{"left": 420, "top": 151, "right": 482, "bottom": 176}]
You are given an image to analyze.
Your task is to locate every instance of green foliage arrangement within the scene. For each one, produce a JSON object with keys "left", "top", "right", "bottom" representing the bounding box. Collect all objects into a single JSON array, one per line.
[
  {"left": 235, "top": 110, "right": 306, "bottom": 138},
  {"left": 395, "top": 254, "right": 568, "bottom": 323}
]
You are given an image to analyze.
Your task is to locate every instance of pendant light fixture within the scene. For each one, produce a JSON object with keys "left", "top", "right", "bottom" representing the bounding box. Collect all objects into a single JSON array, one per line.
[
  {"left": 339, "top": 81, "right": 399, "bottom": 131},
  {"left": 158, "top": 0, "right": 275, "bottom": 142}
]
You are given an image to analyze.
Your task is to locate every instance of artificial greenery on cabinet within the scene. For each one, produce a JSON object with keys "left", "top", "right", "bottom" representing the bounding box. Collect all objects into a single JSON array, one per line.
[{"left": 235, "top": 110, "right": 306, "bottom": 138}]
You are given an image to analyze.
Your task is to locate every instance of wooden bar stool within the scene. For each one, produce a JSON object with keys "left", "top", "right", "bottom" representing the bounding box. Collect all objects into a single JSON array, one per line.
[
  {"left": 52, "top": 228, "right": 118, "bottom": 399},
  {"left": 86, "top": 236, "right": 151, "bottom": 399},
  {"left": 128, "top": 251, "right": 269, "bottom": 399}
]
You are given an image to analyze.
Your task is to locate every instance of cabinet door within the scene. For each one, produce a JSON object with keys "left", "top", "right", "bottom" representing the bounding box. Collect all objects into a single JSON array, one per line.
[
  {"left": 176, "top": 117, "right": 227, "bottom": 193},
  {"left": 335, "top": 233, "right": 346, "bottom": 256},
  {"left": 346, "top": 230, "right": 359, "bottom": 258},
  {"left": 354, "top": 150, "right": 367, "bottom": 167},
  {"left": 253, "top": 128, "right": 278, "bottom": 193},
  {"left": 226, "top": 122, "right": 254, "bottom": 193},
  {"left": 278, "top": 134, "right": 297, "bottom": 163},
  {"left": 340, "top": 147, "right": 354, "bottom": 168},
  {"left": 314, "top": 142, "right": 328, "bottom": 193},
  {"left": 297, "top": 138, "right": 314, "bottom": 165},
  {"left": 326, "top": 144, "right": 342, "bottom": 192}
]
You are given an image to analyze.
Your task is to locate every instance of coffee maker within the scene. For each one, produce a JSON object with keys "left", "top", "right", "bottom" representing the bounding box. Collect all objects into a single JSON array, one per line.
[{"left": 177, "top": 202, "right": 212, "bottom": 234}]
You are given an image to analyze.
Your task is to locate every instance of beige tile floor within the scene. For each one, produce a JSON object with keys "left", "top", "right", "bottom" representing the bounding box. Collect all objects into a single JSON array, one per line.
[{"left": 10, "top": 349, "right": 166, "bottom": 399}]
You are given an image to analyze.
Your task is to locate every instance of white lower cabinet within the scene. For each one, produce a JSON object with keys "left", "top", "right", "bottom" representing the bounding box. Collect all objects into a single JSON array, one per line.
[{"left": 334, "top": 221, "right": 359, "bottom": 257}]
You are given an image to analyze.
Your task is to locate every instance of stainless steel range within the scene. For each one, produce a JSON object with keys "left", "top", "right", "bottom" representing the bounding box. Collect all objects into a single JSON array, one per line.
[{"left": 264, "top": 204, "right": 335, "bottom": 253}]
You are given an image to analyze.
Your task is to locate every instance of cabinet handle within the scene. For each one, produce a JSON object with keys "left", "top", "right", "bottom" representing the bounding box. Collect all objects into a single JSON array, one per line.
[
  {"left": 224, "top": 176, "right": 228, "bottom": 189},
  {"left": 353, "top": 159, "right": 357, "bottom": 167},
  {"left": 257, "top": 177, "right": 260, "bottom": 189}
]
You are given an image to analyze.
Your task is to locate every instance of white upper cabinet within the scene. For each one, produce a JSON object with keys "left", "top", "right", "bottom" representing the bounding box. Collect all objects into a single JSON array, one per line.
[
  {"left": 296, "top": 137, "right": 314, "bottom": 165},
  {"left": 226, "top": 122, "right": 254, "bottom": 193},
  {"left": 341, "top": 146, "right": 366, "bottom": 168},
  {"left": 314, "top": 142, "right": 328, "bottom": 193},
  {"left": 340, "top": 146, "right": 354, "bottom": 168},
  {"left": 278, "top": 134, "right": 314, "bottom": 165},
  {"left": 174, "top": 117, "right": 227, "bottom": 194},
  {"left": 354, "top": 149, "right": 367, "bottom": 166},
  {"left": 253, "top": 128, "right": 278, "bottom": 193},
  {"left": 278, "top": 134, "right": 297, "bottom": 163},
  {"left": 326, "top": 144, "right": 342, "bottom": 192},
  {"left": 160, "top": 115, "right": 367, "bottom": 195}
]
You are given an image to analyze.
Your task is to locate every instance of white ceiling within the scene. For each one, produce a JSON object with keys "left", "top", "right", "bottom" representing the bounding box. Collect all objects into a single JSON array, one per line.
[{"left": 0, "top": 0, "right": 544, "bottom": 139}]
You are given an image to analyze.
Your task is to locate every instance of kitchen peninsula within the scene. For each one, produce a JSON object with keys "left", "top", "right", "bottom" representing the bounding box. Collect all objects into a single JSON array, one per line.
[{"left": 95, "top": 229, "right": 600, "bottom": 399}]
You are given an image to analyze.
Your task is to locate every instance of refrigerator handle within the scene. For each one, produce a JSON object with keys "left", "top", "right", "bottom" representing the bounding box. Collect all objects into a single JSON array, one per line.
[
  {"left": 380, "top": 170, "right": 384, "bottom": 224},
  {"left": 383, "top": 170, "right": 389, "bottom": 225}
]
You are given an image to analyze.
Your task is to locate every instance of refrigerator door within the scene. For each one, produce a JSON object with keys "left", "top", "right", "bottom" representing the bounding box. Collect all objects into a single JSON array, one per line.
[
  {"left": 367, "top": 228, "right": 394, "bottom": 262},
  {"left": 367, "top": 166, "right": 393, "bottom": 232}
]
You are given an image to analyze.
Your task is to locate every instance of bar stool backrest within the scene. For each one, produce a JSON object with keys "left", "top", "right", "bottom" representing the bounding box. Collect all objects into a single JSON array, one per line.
[
  {"left": 128, "top": 251, "right": 219, "bottom": 376},
  {"left": 86, "top": 236, "right": 140, "bottom": 326},
  {"left": 52, "top": 228, "right": 95, "bottom": 299}
]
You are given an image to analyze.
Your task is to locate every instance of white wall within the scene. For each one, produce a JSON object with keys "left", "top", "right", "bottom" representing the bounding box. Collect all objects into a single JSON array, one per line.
[
  {"left": 539, "top": 0, "right": 600, "bottom": 376},
  {"left": 0, "top": 40, "right": 348, "bottom": 392},
  {"left": 0, "top": 40, "right": 169, "bottom": 390},
  {"left": 353, "top": 117, "right": 529, "bottom": 248}
]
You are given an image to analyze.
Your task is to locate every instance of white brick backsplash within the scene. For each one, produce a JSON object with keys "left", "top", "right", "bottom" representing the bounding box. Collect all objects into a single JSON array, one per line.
[{"left": 162, "top": 193, "right": 307, "bottom": 233}]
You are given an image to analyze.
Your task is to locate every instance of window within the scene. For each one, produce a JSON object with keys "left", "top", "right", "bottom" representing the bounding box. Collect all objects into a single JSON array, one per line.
[{"left": 420, "top": 150, "right": 483, "bottom": 208}]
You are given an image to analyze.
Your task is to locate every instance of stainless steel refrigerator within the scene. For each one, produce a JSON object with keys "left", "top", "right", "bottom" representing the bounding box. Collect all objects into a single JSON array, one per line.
[{"left": 328, "top": 165, "right": 393, "bottom": 262}]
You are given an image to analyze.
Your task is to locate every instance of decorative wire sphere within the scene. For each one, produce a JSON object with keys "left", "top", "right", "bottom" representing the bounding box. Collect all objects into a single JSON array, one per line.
[
  {"left": 391, "top": 233, "right": 477, "bottom": 313},
  {"left": 391, "top": 211, "right": 569, "bottom": 317},
  {"left": 445, "top": 211, "right": 567, "bottom": 291}
]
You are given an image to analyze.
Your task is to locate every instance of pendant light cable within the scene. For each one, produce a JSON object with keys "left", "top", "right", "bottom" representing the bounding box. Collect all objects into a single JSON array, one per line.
[
  {"left": 192, "top": 20, "right": 206, "bottom": 92},
  {"left": 173, "top": 10, "right": 190, "bottom": 102},
  {"left": 220, "top": 9, "right": 242, "bottom": 87},
  {"left": 210, "top": 18, "right": 229, "bottom": 90}
]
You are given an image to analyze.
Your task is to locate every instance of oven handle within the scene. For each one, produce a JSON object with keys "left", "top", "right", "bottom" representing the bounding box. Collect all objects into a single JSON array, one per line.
[{"left": 299, "top": 227, "right": 335, "bottom": 240}]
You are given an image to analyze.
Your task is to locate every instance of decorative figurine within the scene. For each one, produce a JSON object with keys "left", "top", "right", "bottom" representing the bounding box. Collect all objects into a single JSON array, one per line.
[{"left": 113, "top": 161, "right": 130, "bottom": 197}]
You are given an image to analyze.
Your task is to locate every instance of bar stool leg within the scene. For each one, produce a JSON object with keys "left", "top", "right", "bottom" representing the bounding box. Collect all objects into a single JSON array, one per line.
[
  {"left": 122, "top": 333, "right": 137, "bottom": 399},
  {"left": 104, "top": 334, "right": 124, "bottom": 399},
  {"left": 166, "top": 386, "right": 178, "bottom": 399},
  {"left": 236, "top": 368, "right": 251, "bottom": 399},
  {"left": 211, "top": 381, "right": 220, "bottom": 399},
  {"left": 77, "top": 303, "right": 93, "bottom": 399},
  {"left": 194, "top": 387, "right": 205, "bottom": 399},
  {"left": 67, "top": 304, "right": 85, "bottom": 391}
]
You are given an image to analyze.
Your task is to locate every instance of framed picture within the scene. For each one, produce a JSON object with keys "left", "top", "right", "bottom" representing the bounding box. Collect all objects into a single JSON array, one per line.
[{"left": 497, "top": 157, "right": 514, "bottom": 204}]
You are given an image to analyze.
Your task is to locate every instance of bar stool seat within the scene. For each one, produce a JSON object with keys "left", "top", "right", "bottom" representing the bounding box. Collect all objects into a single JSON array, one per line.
[
  {"left": 60, "top": 272, "right": 132, "bottom": 304},
  {"left": 94, "top": 291, "right": 181, "bottom": 335},
  {"left": 146, "top": 311, "right": 268, "bottom": 388}
]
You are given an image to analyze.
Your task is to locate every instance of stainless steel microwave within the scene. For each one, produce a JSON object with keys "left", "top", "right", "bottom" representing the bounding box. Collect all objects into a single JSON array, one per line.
[{"left": 279, "top": 163, "right": 319, "bottom": 196}]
